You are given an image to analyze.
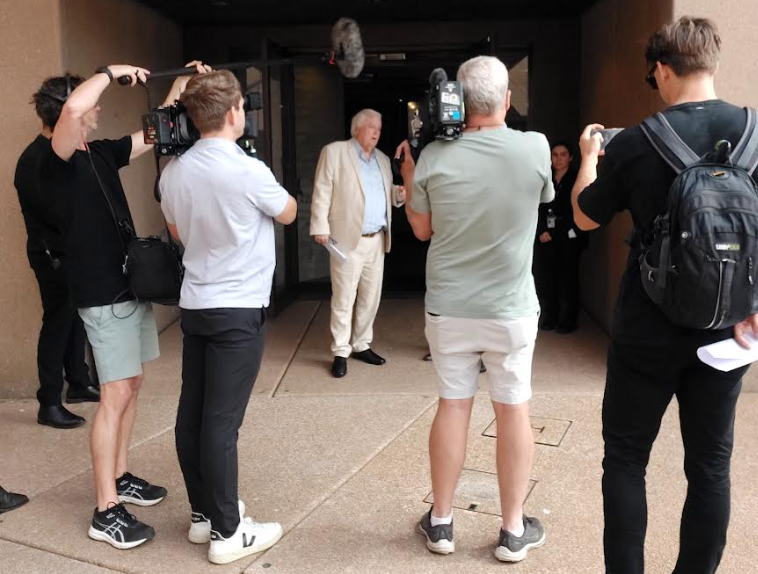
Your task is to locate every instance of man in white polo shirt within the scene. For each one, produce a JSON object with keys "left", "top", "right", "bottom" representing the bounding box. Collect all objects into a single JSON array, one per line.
[{"left": 159, "top": 70, "right": 296, "bottom": 565}]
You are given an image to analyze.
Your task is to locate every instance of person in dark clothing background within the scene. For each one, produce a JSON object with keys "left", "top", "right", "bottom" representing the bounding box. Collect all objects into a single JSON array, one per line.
[
  {"left": 534, "top": 141, "right": 588, "bottom": 333},
  {"left": 14, "top": 74, "right": 100, "bottom": 430}
]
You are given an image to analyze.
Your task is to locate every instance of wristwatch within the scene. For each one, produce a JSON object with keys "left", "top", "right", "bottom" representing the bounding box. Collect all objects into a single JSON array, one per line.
[{"left": 95, "top": 66, "right": 114, "bottom": 83}]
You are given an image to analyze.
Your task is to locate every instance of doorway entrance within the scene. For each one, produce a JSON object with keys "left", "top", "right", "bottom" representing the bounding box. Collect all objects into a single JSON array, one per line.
[{"left": 232, "top": 39, "right": 532, "bottom": 309}]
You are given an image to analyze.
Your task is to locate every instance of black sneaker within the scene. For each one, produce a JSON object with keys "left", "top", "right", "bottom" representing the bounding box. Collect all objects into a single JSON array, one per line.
[
  {"left": 418, "top": 508, "right": 454, "bottom": 554},
  {"left": 116, "top": 472, "right": 167, "bottom": 507},
  {"left": 494, "top": 516, "right": 546, "bottom": 562},
  {"left": 88, "top": 503, "right": 155, "bottom": 549}
]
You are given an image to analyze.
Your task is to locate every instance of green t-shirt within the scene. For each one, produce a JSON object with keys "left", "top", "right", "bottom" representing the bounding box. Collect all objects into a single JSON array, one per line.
[{"left": 411, "top": 126, "right": 554, "bottom": 319}]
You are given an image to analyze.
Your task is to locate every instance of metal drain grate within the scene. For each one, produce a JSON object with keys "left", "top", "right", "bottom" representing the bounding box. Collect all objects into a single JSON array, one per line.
[
  {"left": 424, "top": 468, "right": 537, "bottom": 516},
  {"left": 482, "top": 416, "right": 572, "bottom": 447}
]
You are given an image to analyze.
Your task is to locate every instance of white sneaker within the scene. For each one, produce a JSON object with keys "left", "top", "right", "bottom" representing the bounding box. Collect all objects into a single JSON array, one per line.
[
  {"left": 208, "top": 516, "right": 283, "bottom": 565},
  {"left": 188, "top": 500, "right": 246, "bottom": 544}
]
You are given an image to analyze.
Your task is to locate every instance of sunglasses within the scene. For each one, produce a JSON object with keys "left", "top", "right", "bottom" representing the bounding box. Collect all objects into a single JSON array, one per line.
[{"left": 645, "top": 63, "right": 660, "bottom": 91}]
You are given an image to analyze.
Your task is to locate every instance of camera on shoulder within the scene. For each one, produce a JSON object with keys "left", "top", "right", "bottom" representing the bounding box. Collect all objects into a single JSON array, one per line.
[
  {"left": 411, "top": 68, "right": 465, "bottom": 155},
  {"left": 141, "top": 92, "right": 263, "bottom": 157}
]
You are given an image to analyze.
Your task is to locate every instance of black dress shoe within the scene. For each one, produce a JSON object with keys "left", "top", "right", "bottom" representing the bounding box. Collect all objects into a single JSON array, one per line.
[
  {"left": 423, "top": 353, "right": 433, "bottom": 362},
  {"left": 38, "top": 405, "right": 85, "bottom": 429},
  {"left": 539, "top": 322, "right": 556, "bottom": 331},
  {"left": 66, "top": 384, "right": 100, "bottom": 404},
  {"left": 332, "top": 357, "right": 347, "bottom": 378},
  {"left": 0, "top": 486, "right": 29, "bottom": 514},
  {"left": 351, "top": 348, "right": 386, "bottom": 365}
]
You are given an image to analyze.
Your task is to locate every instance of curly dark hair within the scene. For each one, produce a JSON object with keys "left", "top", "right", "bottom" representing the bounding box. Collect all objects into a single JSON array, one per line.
[{"left": 31, "top": 74, "right": 85, "bottom": 128}]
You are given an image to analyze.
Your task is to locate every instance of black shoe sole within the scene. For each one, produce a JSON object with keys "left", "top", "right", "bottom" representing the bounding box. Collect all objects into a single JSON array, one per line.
[
  {"left": 37, "top": 417, "right": 85, "bottom": 429},
  {"left": 0, "top": 498, "right": 29, "bottom": 514}
]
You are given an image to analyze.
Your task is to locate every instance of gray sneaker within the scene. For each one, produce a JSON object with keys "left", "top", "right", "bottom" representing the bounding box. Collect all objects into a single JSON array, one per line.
[
  {"left": 418, "top": 508, "right": 454, "bottom": 554},
  {"left": 494, "top": 516, "right": 545, "bottom": 562}
]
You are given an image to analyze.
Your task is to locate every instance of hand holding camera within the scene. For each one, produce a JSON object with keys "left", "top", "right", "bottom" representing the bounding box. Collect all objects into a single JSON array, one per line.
[{"left": 579, "top": 123, "right": 607, "bottom": 159}]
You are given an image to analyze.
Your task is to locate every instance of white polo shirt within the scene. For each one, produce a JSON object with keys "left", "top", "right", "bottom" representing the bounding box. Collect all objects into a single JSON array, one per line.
[{"left": 159, "top": 138, "right": 290, "bottom": 310}]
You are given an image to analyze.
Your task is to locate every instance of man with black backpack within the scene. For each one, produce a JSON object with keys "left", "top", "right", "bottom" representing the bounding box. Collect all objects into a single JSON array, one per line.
[{"left": 572, "top": 17, "right": 758, "bottom": 574}]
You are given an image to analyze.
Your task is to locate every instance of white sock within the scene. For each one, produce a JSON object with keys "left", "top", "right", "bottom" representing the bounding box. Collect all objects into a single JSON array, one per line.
[
  {"left": 430, "top": 510, "right": 453, "bottom": 527},
  {"left": 504, "top": 520, "right": 525, "bottom": 537}
]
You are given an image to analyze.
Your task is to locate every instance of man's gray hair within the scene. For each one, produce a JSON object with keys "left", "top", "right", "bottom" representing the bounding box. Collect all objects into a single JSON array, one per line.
[
  {"left": 350, "top": 109, "right": 382, "bottom": 137},
  {"left": 457, "top": 56, "right": 509, "bottom": 116}
]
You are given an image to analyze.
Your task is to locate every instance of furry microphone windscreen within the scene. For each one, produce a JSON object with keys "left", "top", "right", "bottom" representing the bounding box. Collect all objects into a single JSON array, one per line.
[{"left": 331, "top": 18, "right": 365, "bottom": 78}]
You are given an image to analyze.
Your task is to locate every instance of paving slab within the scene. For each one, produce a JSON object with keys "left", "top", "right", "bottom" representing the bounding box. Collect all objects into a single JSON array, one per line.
[
  {"left": 141, "top": 300, "right": 320, "bottom": 400},
  {"left": 531, "top": 319, "right": 608, "bottom": 393},
  {"left": 276, "top": 298, "right": 609, "bottom": 397},
  {"left": 243, "top": 393, "right": 758, "bottom": 574},
  {"left": 0, "top": 540, "right": 123, "bottom": 574},
  {"left": 275, "top": 298, "right": 438, "bottom": 396},
  {"left": 0, "top": 396, "right": 176, "bottom": 497},
  {"left": 0, "top": 394, "right": 435, "bottom": 574}
]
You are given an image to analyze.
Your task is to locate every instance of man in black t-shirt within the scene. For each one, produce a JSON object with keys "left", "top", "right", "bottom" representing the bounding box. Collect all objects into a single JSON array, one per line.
[
  {"left": 573, "top": 17, "right": 758, "bottom": 574},
  {"left": 40, "top": 61, "right": 209, "bottom": 549},
  {"left": 15, "top": 74, "right": 100, "bottom": 430}
]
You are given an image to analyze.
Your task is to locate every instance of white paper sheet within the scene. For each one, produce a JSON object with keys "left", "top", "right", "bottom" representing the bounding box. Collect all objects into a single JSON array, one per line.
[
  {"left": 324, "top": 238, "right": 348, "bottom": 265},
  {"left": 697, "top": 333, "right": 758, "bottom": 372}
]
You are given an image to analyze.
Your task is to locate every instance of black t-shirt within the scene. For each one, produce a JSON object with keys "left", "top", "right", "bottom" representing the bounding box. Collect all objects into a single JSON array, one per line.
[
  {"left": 14, "top": 135, "right": 70, "bottom": 253},
  {"left": 578, "top": 99, "right": 758, "bottom": 347},
  {"left": 38, "top": 137, "right": 135, "bottom": 308}
]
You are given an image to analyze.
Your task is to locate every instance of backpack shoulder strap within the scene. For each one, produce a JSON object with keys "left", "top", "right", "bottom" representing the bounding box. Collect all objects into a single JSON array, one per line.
[
  {"left": 731, "top": 107, "right": 758, "bottom": 174},
  {"left": 640, "top": 112, "right": 700, "bottom": 174}
]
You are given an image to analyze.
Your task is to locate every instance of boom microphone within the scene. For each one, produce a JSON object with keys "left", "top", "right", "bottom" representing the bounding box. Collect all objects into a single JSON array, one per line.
[{"left": 331, "top": 17, "right": 365, "bottom": 78}]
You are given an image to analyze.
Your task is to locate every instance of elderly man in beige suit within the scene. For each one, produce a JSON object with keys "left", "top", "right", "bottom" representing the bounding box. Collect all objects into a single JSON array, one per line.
[{"left": 311, "top": 109, "right": 405, "bottom": 378}]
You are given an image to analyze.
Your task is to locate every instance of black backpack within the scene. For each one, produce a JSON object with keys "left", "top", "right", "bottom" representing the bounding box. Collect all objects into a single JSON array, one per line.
[{"left": 639, "top": 108, "right": 758, "bottom": 330}]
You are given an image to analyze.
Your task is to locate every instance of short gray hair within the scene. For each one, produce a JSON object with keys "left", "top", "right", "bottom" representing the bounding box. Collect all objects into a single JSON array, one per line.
[
  {"left": 457, "top": 56, "right": 509, "bottom": 116},
  {"left": 350, "top": 109, "right": 382, "bottom": 137}
]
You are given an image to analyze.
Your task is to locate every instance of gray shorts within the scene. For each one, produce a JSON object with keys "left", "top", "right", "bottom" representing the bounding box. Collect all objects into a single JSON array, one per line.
[{"left": 78, "top": 301, "right": 160, "bottom": 384}]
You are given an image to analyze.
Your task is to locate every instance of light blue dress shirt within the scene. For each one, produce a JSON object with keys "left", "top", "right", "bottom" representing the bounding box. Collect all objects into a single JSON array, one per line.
[{"left": 352, "top": 139, "right": 387, "bottom": 234}]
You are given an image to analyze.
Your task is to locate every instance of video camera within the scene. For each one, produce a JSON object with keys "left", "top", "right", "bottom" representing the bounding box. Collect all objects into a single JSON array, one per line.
[
  {"left": 142, "top": 92, "right": 262, "bottom": 157},
  {"left": 424, "top": 68, "right": 465, "bottom": 141},
  {"left": 409, "top": 68, "right": 465, "bottom": 158},
  {"left": 394, "top": 68, "right": 464, "bottom": 182}
]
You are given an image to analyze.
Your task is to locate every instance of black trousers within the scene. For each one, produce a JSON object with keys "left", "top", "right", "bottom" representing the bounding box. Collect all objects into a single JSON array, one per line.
[
  {"left": 534, "top": 237, "right": 584, "bottom": 328},
  {"left": 175, "top": 308, "right": 266, "bottom": 537},
  {"left": 602, "top": 340, "right": 746, "bottom": 574},
  {"left": 28, "top": 251, "right": 92, "bottom": 407}
]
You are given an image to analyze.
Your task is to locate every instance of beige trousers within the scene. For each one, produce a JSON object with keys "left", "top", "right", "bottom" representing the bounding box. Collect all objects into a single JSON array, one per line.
[{"left": 329, "top": 233, "right": 385, "bottom": 357}]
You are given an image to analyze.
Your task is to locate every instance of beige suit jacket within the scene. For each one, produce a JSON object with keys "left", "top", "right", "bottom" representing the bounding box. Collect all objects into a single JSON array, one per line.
[{"left": 310, "top": 140, "right": 404, "bottom": 253}]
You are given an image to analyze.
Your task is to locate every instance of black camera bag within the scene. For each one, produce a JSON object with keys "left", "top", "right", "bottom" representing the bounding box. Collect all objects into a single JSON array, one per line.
[
  {"left": 124, "top": 234, "right": 183, "bottom": 306},
  {"left": 86, "top": 147, "right": 183, "bottom": 306}
]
